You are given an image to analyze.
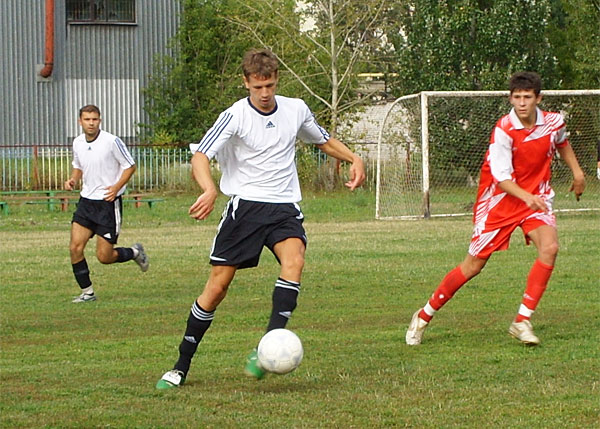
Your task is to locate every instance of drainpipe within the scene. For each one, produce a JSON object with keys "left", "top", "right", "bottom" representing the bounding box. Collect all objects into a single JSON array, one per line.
[{"left": 39, "top": 0, "right": 54, "bottom": 78}]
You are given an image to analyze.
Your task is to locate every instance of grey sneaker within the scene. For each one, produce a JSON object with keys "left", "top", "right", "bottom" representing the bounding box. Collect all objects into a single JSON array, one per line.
[
  {"left": 156, "top": 370, "right": 186, "bottom": 390},
  {"left": 508, "top": 320, "right": 540, "bottom": 345},
  {"left": 72, "top": 292, "right": 96, "bottom": 303},
  {"left": 406, "top": 308, "right": 429, "bottom": 345},
  {"left": 132, "top": 243, "right": 149, "bottom": 272}
]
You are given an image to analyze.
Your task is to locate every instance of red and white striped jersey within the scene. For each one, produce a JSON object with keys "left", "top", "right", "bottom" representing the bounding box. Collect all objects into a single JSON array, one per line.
[{"left": 473, "top": 107, "right": 569, "bottom": 230}]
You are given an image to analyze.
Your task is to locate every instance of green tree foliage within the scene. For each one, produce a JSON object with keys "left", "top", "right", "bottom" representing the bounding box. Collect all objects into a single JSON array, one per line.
[
  {"left": 548, "top": 0, "right": 600, "bottom": 88},
  {"left": 141, "top": 0, "right": 252, "bottom": 145},
  {"left": 384, "top": 0, "right": 571, "bottom": 181},
  {"left": 227, "top": 0, "right": 390, "bottom": 134},
  {"left": 388, "top": 0, "right": 560, "bottom": 94}
]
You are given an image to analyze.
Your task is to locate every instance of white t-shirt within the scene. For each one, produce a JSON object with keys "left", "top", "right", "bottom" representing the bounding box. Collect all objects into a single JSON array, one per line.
[
  {"left": 190, "top": 95, "right": 329, "bottom": 203},
  {"left": 72, "top": 130, "right": 136, "bottom": 200}
]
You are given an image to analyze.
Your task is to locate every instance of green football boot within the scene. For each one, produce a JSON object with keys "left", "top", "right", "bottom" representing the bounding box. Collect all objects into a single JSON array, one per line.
[{"left": 244, "top": 349, "right": 266, "bottom": 380}]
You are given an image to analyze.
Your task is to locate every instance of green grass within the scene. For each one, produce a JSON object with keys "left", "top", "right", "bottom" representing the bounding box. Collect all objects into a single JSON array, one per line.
[{"left": 1, "top": 191, "right": 598, "bottom": 428}]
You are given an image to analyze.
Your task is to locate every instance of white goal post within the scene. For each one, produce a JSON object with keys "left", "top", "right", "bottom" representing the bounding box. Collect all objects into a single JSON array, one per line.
[{"left": 376, "top": 90, "right": 600, "bottom": 220}]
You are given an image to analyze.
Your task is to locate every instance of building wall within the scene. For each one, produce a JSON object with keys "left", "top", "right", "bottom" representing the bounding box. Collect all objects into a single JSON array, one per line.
[{"left": 0, "top": 0, "right": 180, "bottom": 146}]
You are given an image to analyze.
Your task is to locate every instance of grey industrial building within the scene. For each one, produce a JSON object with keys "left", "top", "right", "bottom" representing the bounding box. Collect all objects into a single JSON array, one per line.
[{"left": 1, "top": 0, "right": 181, "bottom": 146}]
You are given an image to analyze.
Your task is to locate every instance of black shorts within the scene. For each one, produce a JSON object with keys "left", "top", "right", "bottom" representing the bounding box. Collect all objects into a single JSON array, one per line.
[
  {"left": 72, "top": 196, "right": 123, "bottom": 244},
  {"left": 210, "top": 197, "right": 307, "bottom": 269}
]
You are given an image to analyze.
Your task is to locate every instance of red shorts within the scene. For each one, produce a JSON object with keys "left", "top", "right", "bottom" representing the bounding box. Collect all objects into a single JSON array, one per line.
[{"left": 468, "top": 211, "right": 556, "bottom": 259}]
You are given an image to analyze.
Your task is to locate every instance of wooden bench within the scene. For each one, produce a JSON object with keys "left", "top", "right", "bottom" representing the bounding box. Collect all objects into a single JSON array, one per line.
[
  {"left": 123, "top": 194, "right": 165, "bottom": 209},
  {"left": 23, "top": 195, "right": 80, "bottom": 211},
  {"left": 1, "top": 192, "right": 79, "bottom": 212},
  {"left": 0, "top": 192, "right": 164, "bottom": 212}
]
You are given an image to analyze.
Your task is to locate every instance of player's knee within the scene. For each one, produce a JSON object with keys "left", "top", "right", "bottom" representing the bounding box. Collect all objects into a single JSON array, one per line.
[
  {"left": 204, "top": 282, "right": 230, "bottom": 305},
  {"left": 281, "top": 253, "right": 305, "bottom": 273},
  {"left": 69, "top": 242, "right": 84, "bottom": 258},
  {"left": 96, "top": 249, "right": 115, "bottom": 264},
  {"left": 469, "top": 265, "right": 484, "bottom": 278},
  {"left": 542, "top": 240, "right": 559, "bottom": 259}
]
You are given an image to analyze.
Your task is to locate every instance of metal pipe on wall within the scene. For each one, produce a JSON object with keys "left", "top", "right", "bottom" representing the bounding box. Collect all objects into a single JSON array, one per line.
[{"left": 39, "top": 0, "right": 54, "bottom": 78}]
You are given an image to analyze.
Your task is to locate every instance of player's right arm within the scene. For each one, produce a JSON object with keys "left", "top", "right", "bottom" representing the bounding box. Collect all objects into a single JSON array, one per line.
[
  {"left": 188, "top": 106, "right": 238, "bottom": 219},
  {"left": 64, "top": 168, "right": 82, "bottom": 191},
  {"left": 189, "top": 152, "right": 218, "bottom": 220},
  {"left": 497, "top": 179, "right": 548, "bottom": 213},
  {"left": 490, "top": 122, "right": 547, "bottom": 213}
]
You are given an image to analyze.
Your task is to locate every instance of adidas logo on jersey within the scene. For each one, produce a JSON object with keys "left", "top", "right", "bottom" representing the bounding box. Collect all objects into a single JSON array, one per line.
[{"left": 266, "top": 121, "right": 275, "bottom": 129}]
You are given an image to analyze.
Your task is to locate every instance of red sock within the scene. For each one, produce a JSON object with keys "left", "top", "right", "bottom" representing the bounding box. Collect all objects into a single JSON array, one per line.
[
  {"left": 515, "top": 259, "right": 554, "bottom": 322},
  {"left": 419, "top": 266, "right": 468, "bottom": 322}
]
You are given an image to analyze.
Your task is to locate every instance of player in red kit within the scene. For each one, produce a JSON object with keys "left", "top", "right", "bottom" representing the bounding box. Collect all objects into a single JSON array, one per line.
[{"left": 406, "top": 72, "right": 585, "bottom": 346}]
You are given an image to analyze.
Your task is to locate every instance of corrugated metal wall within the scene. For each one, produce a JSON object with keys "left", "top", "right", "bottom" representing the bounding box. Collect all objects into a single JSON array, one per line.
[{"left": 0, "top": 0, "right": 180, "bottom": 146}]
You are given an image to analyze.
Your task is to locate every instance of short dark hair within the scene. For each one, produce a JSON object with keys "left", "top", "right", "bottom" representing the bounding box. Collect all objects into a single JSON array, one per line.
[
  {"left": 242, "top": 49, "right": 279, "bottom": 79},
  {"left": 79, "top": 104, "right": 100, "bottom": 117},
  {"left": 509, "top": 72, "right": 542, "bottom": 95}
]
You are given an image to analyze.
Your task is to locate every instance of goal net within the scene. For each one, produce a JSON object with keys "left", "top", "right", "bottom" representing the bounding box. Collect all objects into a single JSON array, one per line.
[{"left": 376, "top": 90, "right": 600, "bottom": 219}]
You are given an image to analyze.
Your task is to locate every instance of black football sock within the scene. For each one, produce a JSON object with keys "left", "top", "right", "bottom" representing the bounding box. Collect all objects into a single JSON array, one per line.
[
  {"left": 174, "top": 301, "right": 215, "bottom": 375},
  {"left": 266, "top": 278, "right": 300, "bottom": 332},
  {"left": 72, "top": 259, "right": 92, "bottom": 290},
  {"left": 115, "top": 247, "right": 134, "bottom": 262}
]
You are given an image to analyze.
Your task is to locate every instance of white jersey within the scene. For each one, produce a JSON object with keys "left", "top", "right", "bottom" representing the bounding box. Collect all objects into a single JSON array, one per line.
[
  {"left": 190, "top": 95, "right": 329, "bottom": 203},
  {"left": 72, "top": 130, "right": 136, "bottom": 200}
]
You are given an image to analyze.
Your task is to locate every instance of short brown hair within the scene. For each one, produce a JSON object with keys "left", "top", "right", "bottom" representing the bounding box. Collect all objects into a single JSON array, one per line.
[
  {"left": 79, "top": 104, "right": 101, "bottom": 117},
  {"left": 509, "top": 72, "right": 542, "bottom": 95},
  {"left": 242, "top": 49, "right": 279, "bottom": 79}
]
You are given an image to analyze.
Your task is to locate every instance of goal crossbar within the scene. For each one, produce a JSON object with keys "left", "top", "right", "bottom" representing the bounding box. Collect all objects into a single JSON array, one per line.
[{"left": 376, "top": 89, "right": 600, "bottom": 220}]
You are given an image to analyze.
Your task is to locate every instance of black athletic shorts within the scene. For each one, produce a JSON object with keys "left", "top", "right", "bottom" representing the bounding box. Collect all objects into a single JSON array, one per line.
[
  {"left": 209, "top": 197, "right": 307, "bottom": 269},
  {"left": 72, "top": 196, "right": 123, "bottom": 244}
]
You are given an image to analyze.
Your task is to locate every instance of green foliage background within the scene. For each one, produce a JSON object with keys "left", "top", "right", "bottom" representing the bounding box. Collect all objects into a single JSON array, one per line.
[{"left": 141, "top": 0, "right": 599, "bottom": 146}]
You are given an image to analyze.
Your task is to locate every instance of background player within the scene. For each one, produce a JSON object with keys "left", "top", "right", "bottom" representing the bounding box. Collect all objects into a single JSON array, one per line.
[
  {"left": 405, "top": 72, "right": 585, "bottom": 346},
  {"left": 64, "top": 105, "right": 149, "bottom": 303},
  {"left": 156, "top": 48, "right": 365, "bottom": 389},
  {"left": 596, "top": 139, "right": 600, "bottom": 180}
]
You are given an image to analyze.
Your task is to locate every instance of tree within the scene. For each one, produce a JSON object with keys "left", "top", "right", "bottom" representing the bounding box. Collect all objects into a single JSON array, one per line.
[
  {"left": 226, "top": 0, "right": 391, "bottom": 135},
  {"left": 548, "top": 0, "right": 600, "bottom": 88},
  {"left": 384, "top": 0, "right": 565, "bottom": 182},
  {"left": 141, "top": 0, "right": 252, "bottom": 145},
  {"left": 387, "top": 0, "right": 560, "bottom": 95},
  {"left": 143, "top": 0, "right": 391, "bottom": 147}
]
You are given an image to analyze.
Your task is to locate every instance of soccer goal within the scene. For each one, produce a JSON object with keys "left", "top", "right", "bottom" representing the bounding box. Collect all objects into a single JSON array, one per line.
[{"left": 376, "top": 90, "right": 600, "bottom": 220}]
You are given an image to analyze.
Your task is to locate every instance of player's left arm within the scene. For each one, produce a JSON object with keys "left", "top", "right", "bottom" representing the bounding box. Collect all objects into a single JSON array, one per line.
[
  {"left": 104, "top": 165, "right": 137, "bottom": 202},
  {"left": 556, "top": 143, "right": 585, "bottom": 201},
  {"left": 318, "top": 137, "right": 366, "bottom": 190}
]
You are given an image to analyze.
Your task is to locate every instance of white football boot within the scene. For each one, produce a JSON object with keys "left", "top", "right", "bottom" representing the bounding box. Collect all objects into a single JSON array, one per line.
[
  {"left": 508, "top": 320, "right": 540, "bottom": 345},
  {"left": 406, "top": 309, "right": 429, "bottom": 345}
]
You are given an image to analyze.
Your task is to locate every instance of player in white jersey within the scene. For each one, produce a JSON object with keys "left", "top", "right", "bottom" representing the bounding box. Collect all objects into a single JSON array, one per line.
[
  {"left": 64, "top": 105, "right": 149, "bottom": 303},
  {"left": 156, "top": 49, "right": 365, "bottom": 389}
]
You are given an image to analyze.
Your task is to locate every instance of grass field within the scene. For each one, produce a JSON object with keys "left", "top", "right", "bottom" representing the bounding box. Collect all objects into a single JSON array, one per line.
[{"left": 1, "top": 191, "right": 598, "bottom": 428}]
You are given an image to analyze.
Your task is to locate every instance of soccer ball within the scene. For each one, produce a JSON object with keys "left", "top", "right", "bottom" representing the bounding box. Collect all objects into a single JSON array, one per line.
[{"left": 257, "top": 328, "right": 303, "bottom": 375}]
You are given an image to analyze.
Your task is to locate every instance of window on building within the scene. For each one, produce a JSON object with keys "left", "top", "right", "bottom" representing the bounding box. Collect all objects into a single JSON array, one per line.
[{"left": 66, "top": 0, "right": 136, "bottom": 24}]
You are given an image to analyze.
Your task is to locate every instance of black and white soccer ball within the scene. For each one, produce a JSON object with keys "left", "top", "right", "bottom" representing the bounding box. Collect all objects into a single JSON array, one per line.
[{"left": 257, "top": 328, "right": 303, "bottom": 374}]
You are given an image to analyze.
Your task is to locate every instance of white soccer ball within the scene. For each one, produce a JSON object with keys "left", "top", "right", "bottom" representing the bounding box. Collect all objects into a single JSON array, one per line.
[{"left": 257, "top": 328, "right": 303, "bottom": 375}]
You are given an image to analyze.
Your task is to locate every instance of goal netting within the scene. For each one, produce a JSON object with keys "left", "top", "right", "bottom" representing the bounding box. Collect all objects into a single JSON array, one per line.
[{"left": 376, "top": 90, "right": 600, "bottom": 219}]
